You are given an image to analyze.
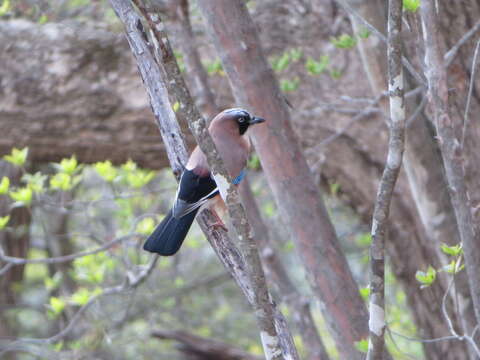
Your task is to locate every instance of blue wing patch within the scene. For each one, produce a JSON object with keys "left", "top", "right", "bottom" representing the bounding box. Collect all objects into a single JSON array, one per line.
[{"left": 232, "top": 168, "right": 246, "bottom": 185}]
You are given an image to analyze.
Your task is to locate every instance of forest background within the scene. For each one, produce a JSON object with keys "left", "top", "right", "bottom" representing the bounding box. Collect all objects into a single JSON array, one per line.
[{"left": 0, "top": 0, "right": 480, "bottom": 359}]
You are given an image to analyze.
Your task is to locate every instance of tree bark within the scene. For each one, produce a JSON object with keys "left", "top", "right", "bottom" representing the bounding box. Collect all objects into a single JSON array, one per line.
[
  {"left": 420, "top": 0, "right": 480, "bottom": 328},
  {"left": 196, "top": 1, "right": 371, "bottom": 358}
]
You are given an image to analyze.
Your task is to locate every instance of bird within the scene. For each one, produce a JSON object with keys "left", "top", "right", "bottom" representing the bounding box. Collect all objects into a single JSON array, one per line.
[{"left": 143, "top": 108, "right": 265, "bottom": 256}]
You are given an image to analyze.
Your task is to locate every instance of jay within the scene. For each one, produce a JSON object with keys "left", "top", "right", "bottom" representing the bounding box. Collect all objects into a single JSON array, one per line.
[{"left": 143, "top": 108, "right": 265, "bottom": 256}]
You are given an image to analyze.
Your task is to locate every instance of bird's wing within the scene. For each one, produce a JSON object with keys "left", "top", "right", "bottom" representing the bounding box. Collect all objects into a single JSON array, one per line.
[{"left": 172, "top": 169, "right": 219, "bottom": 219}]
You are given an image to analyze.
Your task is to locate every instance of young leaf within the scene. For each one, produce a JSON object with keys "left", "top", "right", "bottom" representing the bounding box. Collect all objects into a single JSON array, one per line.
[
  {"left": 354, "top": 339, "right": 369, "bottom": 353},
  {"left": 57, "top": 156, "right": 78, "bottom": 175},
  {"left": 173, "top": 101, "right": 180, "bottom": 113},
  {"left": 122, "top": 159, "right": 137, "bottom": 172},
  {"left": 0, "top": 215, "right": 9, "bottom": 230},
  {"left": 70, "top": 287, "right": 91, "bottom": 306},
  {"left": 49, "top": 296, "right": 65, "bottom": 316},
  {"left": 403, "top": 0, "right": 420, "bottom": 12},
  {"left": 50, "top": 173, "right": 73, "bottom": 191},
  {"left": 94, "top": 161, "right": 117, "bottom": 182},
  {"left": 9, "top": 187, "right": 33, "bottom": 206},
  {"left": 136, "top": 217, "right": 155, "bottom": 235},
  {"left": 415, "top": 266, "right": 436, "bottom": 288},
  {"left": 126, "top": 170, "right": 155, "bottom": 188},
  {"left": 331, "top": 34, "right": 357, "bottom": 49},
  {"left": 359, "top": 287, "right": 370, "bottom": 300},
  {"left": 3, "top": 147, "right": 28, "bottom": 167},
  {"left": 440, "top": 243, "right": 463, "bottom": 257},
  {"left": 22, "top": 172, "right": 47, "bottom": 194},
  {"left": 358, "top": 28, "right": 371, "bottom": 39},
  {"left": 305, "top": 55, "right": 329, "bottom": 75},
  {"left": 0, "top": 176, "right": 9, "bottom": 195},
  {"left": 0, "top": 0, "right": 10, "bottom": 17}
]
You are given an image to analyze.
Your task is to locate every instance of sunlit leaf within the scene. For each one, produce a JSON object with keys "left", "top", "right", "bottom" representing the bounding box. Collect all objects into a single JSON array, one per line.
[
  {"left": 355, "top": 339, "right": 369, "bottom": 353},
  {"left": 359, "top": 287, "right": 370, "bottom": 300},
  {"left": 9, "top": 187, "right": 33, "bottom": 206},
  {"left": 0, "top": 215, "right": 9, "bottom": 230},
  {"left": 49, "top": 297, "right": 65, "bottom": 316},
  {"left": 0, "top": 176, "right": 9, "bottom": 195},
  {"left": 0, "top": 0, "right": 10, "bottom": 17},
  {"left": 403, "top": 0, "right": 420, "bottom": 12},
  {"left": 136, "top": 217, "right": 155, "bottom": 235},
  {"left": 70, "top": 287, "right": 91, "bottom": 306},
  {"left": 440, "top": 243, "right": 463, "bottom": 257},
  {"left": 415, "top": 266, "right": 436, "bottom": 288},
  {"left": 305, "top": 55, "right": 329, "bottom": 75},
  {"left": 22, "top": 172, "right": 47, "bottom": 194},
  {"left": 50, "top": 173, "right": 73, "bottom": 191},
  {"left": 331, "top": 34, "right": 357, "bottom": 49},
  {"left": 94, "top": 160, "right": 117, "bottom": 182},
  {"left": 3, "top": 147, "right": 28, "bottom": 166},
  {"left": 173, "top": 101, "right": 180, "bottom": 113}
]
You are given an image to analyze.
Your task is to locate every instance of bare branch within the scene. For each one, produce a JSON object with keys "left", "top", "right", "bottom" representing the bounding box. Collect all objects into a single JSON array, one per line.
[{"left": 367, "top": 0, "right": 405, "bottom": 358}]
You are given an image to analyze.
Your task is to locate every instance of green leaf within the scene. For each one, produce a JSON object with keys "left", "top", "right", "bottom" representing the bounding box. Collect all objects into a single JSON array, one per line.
[
  {"left": 359, "top": 287, "right": 370, "bottom": 300},
  {"left": 56, "top": 156, "right": 78, "bottom": 175},
  {"left": 49, "top": 296, "right": 65, "bottom": 316},
  {"left": 126, "top": 170, "right": 155, "bottom": 188},
  {"left": 50, "top": 173, "right": 73, "bottom": 191},
  {"left": 205, "top": 59, "right": 223, "bottom": 75},
  {"left": 53, "top": 341, "right": 63, "bottom": 352},
  {"left": 247, "top": 154, "right": 261, "bottom": 170},
  {"left": 443, "top": 258, "right": 465, "bottom": 274},
  {"left": 0, "top": 176, "right": 10, "bottom": 195},
  {"left": 358, "top": 28, "right": 371, "bottom": 39},
  {"left": 3, "top": 147, "right": 28, "bottom": 166},
  {"left": 121, "top": 159, "right": 137, "bottom": 172},
  {"left": 305, "top": 55, "right": 329, "bottom": 75},
  {"left": 174, "top": 277, "right": 185, "bottom": 287},
  {"left": 44, "top": 272, "right": 63, "bottom": 291},
  {"left": 280, "top": 77, "right": 300, "bottom": 92},
  {"left": 289, "top": 48, "right": 303, "bottom": 62},
  {"left": 9, "top": 187, "right": 33, "bottom": 206},
  {"left": 415, "top": 266, "right": 436, "bottom": 288},
  {"left": 440, "top": 243, "right": 463, "bottom": 257},
  {"left": 330, "top": 182, "right": 340, "bottom": 196},
  {"left": 173, "top": 101, "right": 180, "bottom": 113},
  {"left": 354, "top": 339, "right": 369, "bottom": 353},
  {"left": 0, "top": 215, "right": 10, "bottom": 230},
  {"left": 331, "top": 34, "right": 357, "bottom": 49},
  {"left": 136, "top": 217, "right": 155, "bottom": 235},
  {"left": 0, "top": 0, "right": 10, "bottom": 17},
  {"left": 94, "top": 161, "right": 117, "bottom": 182},
  {"left": 38, "top": 14, "right": 48, "bottom": 24},
  {"left": 356, "top": 233, "right": 372, "bottom": 247},
  {"left": 330, "top": 68, "right": 343, "bottom": 79},
  {"left": 403, "top": 0, "right": 420, "bottom": 12},
  {"left": 70, "top": 287, "right": 91, "bottom": 306},
  {"left": 272, "top": 52, "right": 291, "bottom": 72},
  {"left": 22, "top": 172, "right": 47, "bottom": 194}
]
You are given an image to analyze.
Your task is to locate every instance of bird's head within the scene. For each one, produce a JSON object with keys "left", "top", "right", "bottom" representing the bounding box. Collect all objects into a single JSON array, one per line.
[{"left": 211, "top": 108, "right": 265, "bottom": 136}]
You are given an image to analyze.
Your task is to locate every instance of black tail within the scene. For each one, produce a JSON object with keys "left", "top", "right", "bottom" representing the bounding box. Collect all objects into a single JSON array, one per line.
[{"left": 143, "top": 208, "right": 199, "bottom": 256}]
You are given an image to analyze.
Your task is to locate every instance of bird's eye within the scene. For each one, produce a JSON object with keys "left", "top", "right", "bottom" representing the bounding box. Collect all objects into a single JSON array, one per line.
[{"left": 238, "top": 116, "right": 247, "bottom": 123}]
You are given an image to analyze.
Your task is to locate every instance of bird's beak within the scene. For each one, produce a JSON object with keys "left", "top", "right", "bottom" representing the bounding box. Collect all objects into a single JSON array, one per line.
[{"left": 249, "top": 116, "right": 265, "bottom": 125}]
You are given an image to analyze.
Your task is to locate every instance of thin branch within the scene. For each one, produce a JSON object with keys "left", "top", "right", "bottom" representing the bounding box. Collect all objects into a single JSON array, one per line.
[
  {"left": 444, "top": 19, "right": 480, "bottom": 67},
  {"left": 335, "top": 0, "right": 425, "bottom": 85},
  {"left": 367, "top": 0, "right": 405, "bottom": 358},
  {"left": 461, "top": 38, "right": 480, "bottom": 149}
]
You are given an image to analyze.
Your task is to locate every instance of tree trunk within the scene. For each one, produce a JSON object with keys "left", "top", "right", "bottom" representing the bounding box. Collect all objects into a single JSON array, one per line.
[{"left": 196, "top": 1, "right": 370, "bottom": 358}]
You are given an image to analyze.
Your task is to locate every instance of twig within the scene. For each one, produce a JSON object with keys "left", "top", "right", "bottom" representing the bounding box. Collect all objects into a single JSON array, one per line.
[
  {"left": 461, "top": 38, "right": 480, "bottom": 149},
  {"left": 444, "top": 19, "right": 480, "bottom": 67},
  {"left": 335, "top": 0, "right": 425, "bottom": 85}
]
